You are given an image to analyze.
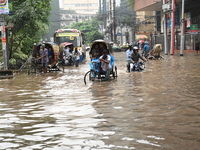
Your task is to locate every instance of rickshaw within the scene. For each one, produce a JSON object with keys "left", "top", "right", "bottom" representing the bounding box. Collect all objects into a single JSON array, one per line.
[
  {"left": 59, "top": 42, "right": 80, "bottom": 66},
  {"left": 28, "top": 42, "right": 62, "bottom": 74},
  {"left": 148, "top": 44, "right": 164, "bottom": 60},
  {"left": 84, "top": 39, "right": 118, "bottom": 84}
]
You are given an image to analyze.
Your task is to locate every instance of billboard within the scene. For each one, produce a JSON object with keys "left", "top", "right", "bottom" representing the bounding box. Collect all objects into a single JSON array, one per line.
[{"left": 0, "top": 0, "right": 9, "bottom": 14}]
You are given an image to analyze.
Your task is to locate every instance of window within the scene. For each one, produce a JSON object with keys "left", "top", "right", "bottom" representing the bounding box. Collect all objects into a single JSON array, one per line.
[
  {"left": 75, "top": 4, "right": 80, "bottom": 7},
  {"left": 81, "top": 3, "right": 87, "bottom": 7}
]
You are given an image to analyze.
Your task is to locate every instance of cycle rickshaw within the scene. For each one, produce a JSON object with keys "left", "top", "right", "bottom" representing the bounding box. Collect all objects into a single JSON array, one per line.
[
  {"left": 84, "top": 39, "right": 118, "bottom": 84},
  {"left": 59, "top": 42, "right": 75, "bottom": 66},
  {"left": 29, "top": 42, "right": 62, "bottom": 74}
]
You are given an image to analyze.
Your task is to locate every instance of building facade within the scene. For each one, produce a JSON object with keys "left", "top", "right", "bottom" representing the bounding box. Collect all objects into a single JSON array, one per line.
[
  {"left": 134, "top": 0, "right": 200, "bottom": 51},
  {"left": 59, "top": 0, "right": 99, "bottom": 28},
  {"left": 60, "top": 0, "right": 99, "bottom": 14}
]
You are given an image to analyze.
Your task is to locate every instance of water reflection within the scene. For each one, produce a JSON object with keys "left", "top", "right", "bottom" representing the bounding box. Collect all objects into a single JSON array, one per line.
[{"left": 0, "top": 52, "right": 200, "bottom": 149}]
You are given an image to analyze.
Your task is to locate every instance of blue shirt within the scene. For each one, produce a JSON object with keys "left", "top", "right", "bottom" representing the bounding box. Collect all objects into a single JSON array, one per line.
[
  {"left": 126, "top": 49, "right": 133, "bottom": 60},
  {"left": 143, "top": 44, "right": 150, "bottom": 52}
]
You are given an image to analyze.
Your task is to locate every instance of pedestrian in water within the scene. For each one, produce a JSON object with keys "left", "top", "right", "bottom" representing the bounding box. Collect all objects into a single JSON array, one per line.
[{"left": 195, "top": 39, "right": 200, "bottom": 53}]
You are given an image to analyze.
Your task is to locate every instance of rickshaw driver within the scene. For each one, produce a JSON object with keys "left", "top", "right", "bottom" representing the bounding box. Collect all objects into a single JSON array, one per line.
[
  {"left": 39, "top": 44, "right": 49, "bottom": 73},
  {"left": 99, "top": 49, "right": 112, "bottom": 81}
]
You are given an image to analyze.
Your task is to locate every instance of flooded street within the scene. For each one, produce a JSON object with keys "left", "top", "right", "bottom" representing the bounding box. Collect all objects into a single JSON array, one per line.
[{"left": 0, "top": 51, "right": 200, "bottom": 150}]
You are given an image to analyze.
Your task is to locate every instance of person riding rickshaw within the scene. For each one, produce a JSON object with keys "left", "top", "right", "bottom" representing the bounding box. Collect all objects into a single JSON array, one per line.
[
  {"left": 149, "top": 44, "right": 163, "bottom": 60},
  {"left": 59, "top": 42, "right": 81, "bottom": 66},
  {"left": 30, "top": 42, "right": 61, "bottom": 74},
  {"left": 84, "top": 39, "right": 117, "bottom": 84}
]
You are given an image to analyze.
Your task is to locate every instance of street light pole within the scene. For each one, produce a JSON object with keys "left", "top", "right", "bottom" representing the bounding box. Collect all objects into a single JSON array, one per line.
[
  {"left": 113, "top": 0, "right": 116, "bottom": 43},
  {"left": 163, "top": 0, "right": 168, "bottom": 55},
  {"left": 170, "top": 0, "right": 175, "bottom": 55},
  {"left": 180, "top": 0, "right": 185, "bottom": 56}
]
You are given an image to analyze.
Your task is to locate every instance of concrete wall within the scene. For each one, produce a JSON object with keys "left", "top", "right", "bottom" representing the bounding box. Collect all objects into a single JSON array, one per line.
[{"left": 134, "top": 0, "right": 158, "bottom": 11}]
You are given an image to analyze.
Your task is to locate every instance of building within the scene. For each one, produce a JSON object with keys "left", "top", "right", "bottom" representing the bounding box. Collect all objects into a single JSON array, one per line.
[
  {"left": 59, "top": 0, "right": 99, "bottom": 28},
  {"left": 134, "top": 0, "right": 200, "bottom": 52},
  {"left": 60, "top": 0, "right": 99, "bottom": 14}
]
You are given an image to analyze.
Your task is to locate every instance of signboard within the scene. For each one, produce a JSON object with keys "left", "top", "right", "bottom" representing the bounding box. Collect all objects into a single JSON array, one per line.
[
  {"left": 0, "top": 0, "right": 9, "bottom": 14},
  {"left": 190, "top": 24, "right": 198, "bottom": 34},
  {"left": 185, "top": 12, "right": 191, "bottom": 28},
  {"left": 116, "top": 33, "right": 121, "bottom": 36}
]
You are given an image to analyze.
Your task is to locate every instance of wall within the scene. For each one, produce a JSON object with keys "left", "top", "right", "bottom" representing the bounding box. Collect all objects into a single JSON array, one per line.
[{"left": 134, "top": 0, "right": 159, "bottom": 11}]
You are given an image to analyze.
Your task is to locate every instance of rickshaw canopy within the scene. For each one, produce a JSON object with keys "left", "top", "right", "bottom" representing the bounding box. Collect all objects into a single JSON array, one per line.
[
  {"left": 59, "top": 42, "right": 74, "bottom": 51},
  {"left": 43, "top": 42, "right": 60, "bottom": 55},
  {"left": 33, "top": 42, "right": 60, "bottom": 58},
  {"left": 90, "top": 39, "right": 112, "bottom": 54}
]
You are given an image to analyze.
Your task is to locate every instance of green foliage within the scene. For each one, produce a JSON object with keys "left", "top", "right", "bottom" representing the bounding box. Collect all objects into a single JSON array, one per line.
[
  {"left": 70, "top": 18, "right": 104, "bottom": 44},
  {"left": 126, "top": 0, "right": 134, "bottom": 10},
  {"left": 4, "top": 0, "right": 51, "bottom": 64}
]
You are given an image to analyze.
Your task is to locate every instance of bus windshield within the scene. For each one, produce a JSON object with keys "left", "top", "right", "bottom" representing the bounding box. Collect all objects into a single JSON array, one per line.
[{"left": 55, "top": 36, "right": 78, "bottom": 47}]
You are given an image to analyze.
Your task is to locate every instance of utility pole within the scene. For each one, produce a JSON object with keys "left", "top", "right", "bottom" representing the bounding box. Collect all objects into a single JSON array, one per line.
[
  {"left": 162, "top": 0, "right": 168, "bottom": 55},
  {"left": 110, "top": 0, "right": 113, "bottom": 41},
  {"left": 170, "top": 0, "right": 175, "bottom": 55},
  {"left": 180, "top": 0, "right": 185, "bottom": 56},
  {"left": 113, "top": 0, "right": 116, "bottom": 43}
]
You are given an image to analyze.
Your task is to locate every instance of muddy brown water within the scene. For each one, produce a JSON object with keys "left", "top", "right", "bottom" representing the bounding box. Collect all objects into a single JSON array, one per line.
[{"left": 0, "top": 51, "right": 200, "bottom": 150}]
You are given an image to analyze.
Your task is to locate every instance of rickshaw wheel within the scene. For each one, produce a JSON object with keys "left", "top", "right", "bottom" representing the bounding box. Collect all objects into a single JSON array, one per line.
[
  {"left": 112, "top": 71, "right": 115, "bottom": 79},
  {"left": 28, "top": 65, "right": 36, "bottom": 75},
  {"left": 115, "top": 66, "right": 118, "bottom": 78},
  {"left": 84, "top": 70, "right": 96, "bottom": 85}
]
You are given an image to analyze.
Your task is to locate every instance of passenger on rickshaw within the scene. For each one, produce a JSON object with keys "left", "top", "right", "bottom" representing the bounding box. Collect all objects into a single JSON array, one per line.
[
  {"left": 39, "top": 44, "right": 49, "bottom": 73},
  {"left": 99, "top": 49, "right": 112, "bottom": 81},
  {"left": 90, "top": 44, "right": 99, "bottom": 60},
  {"left": 99, "top": 43, "right": 107, "bottom": 57},
  {"left": 48, "top": 47, "right": 54, "bottom": 64},
  {"left": 63, "top": 45, "right": 71, "bottom": 56},
  {"left": 130, "top": 46, "right": 146, "bottom": 72},
  {"left": 72, "top": 48, "right": 80, "bottom": 66}
]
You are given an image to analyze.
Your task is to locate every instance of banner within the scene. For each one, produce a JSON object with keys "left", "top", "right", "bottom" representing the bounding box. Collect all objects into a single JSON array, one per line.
[{"left": 0, "top": 0, "right": 9, "bottom": 14}]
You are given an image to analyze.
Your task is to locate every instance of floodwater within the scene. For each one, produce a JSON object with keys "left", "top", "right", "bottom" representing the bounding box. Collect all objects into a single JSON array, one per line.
[{"left": 0, "top": 51, "right": 200, "bottom": 150}]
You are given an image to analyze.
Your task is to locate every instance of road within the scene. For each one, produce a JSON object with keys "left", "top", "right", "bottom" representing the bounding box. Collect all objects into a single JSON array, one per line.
[{"left": 0, "top": 51, "right": 200, "bottom": 150}]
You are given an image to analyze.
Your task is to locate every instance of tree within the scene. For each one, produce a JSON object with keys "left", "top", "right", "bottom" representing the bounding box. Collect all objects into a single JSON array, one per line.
[
  {"left": 69, "top": 17, "right": 104, "bottom": 44},
  {"left": 4, "top": 0, "right": 51, "bottom": 67}
]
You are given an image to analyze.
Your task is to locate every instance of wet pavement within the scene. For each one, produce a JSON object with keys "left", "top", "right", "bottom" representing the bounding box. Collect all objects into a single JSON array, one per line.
[{"left": 0, "top": 51, "right": 200, "bottom": 150}]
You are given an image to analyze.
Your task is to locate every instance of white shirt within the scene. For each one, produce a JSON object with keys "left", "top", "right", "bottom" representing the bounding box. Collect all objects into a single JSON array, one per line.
[{"left": 99, "top": 55, "right": 111, "bottom": 71}]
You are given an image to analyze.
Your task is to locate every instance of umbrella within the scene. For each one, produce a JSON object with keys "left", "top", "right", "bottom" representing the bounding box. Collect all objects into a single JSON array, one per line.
[
  {"left": 139, "top": 40, "right": 145, "bottom": 43},
  {"left": 136, "top": 35, "right": 148, "bottom": 40}
]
